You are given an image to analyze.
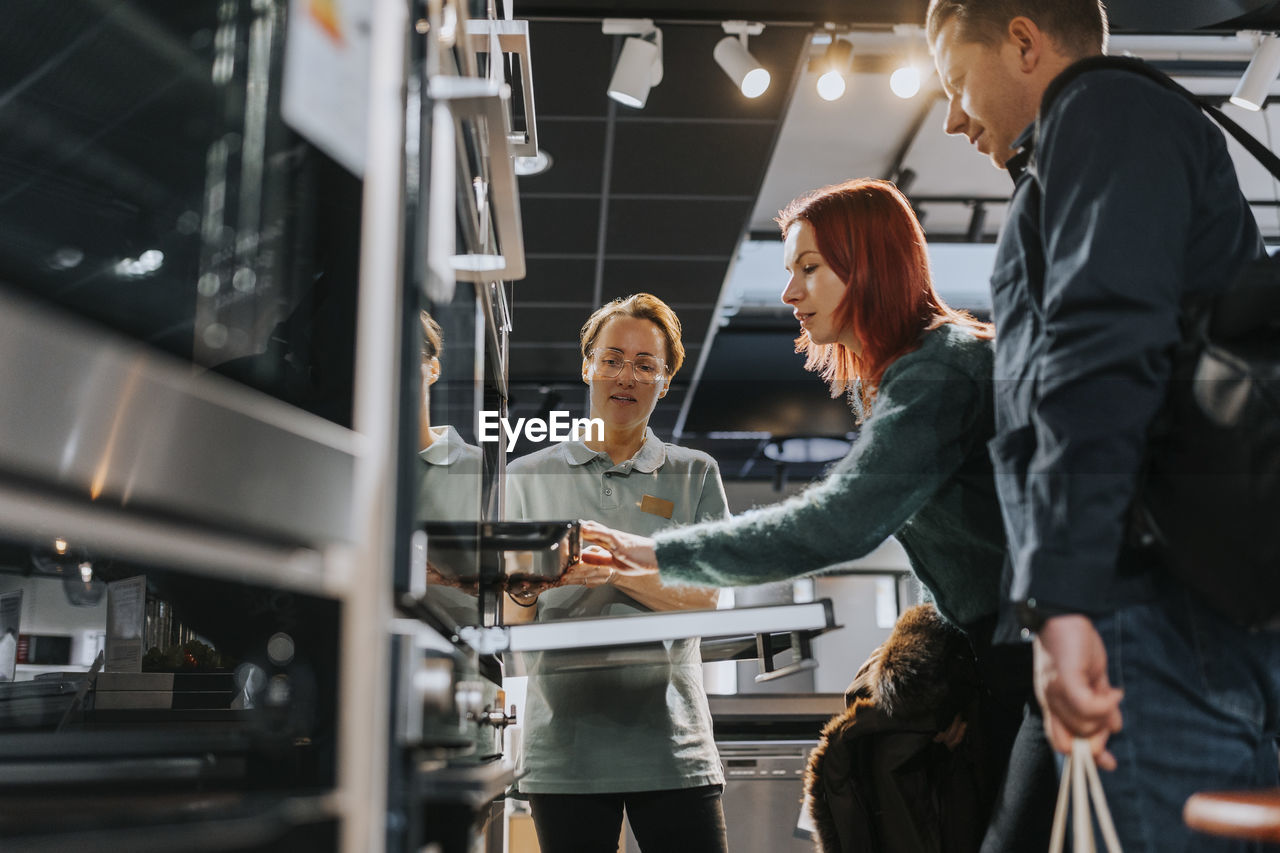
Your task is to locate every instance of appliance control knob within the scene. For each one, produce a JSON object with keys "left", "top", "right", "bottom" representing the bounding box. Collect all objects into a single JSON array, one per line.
[{"left": 481, "top": 703, "right": 517, "bottom": 729}]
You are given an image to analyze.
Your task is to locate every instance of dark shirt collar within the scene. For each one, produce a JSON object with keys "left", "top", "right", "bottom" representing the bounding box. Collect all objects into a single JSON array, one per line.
[
  {"left": 1006, "top": 122, "right": 1035, "bottom": 183},
  {"left": 1006, "top": 55, "right": 1120, "bottom": 185}
]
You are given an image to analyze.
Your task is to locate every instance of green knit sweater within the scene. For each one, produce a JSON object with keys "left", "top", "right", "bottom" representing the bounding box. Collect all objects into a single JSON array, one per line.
[{"left": 655, "top": 323, "right": 1006, "bottom": 626}]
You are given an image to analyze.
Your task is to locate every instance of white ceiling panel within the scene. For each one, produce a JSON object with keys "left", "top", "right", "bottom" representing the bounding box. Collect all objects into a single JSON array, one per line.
[
  {"left": 751, "top": 68, "right": 944, "bottom": 231},
  {"left": 754, "top": 33, "right": 1280, "bottom": 243},
  {"left": 898, "top": 97, "right": 1012, "bottom": 199}
]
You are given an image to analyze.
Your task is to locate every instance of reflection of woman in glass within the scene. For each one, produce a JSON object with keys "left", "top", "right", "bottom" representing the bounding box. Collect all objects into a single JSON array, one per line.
[
  {"left": 417, "top": 311, "right": 482, "bottom": 523},
  {"left": 581, "top": 180, "right": 1055, "bottom": 850},
  {"left": 505, "top": 294, "right": 728, "bottom": 853},
  {"left": 416, "top": 311, "right": 485, "bottom": 622}
]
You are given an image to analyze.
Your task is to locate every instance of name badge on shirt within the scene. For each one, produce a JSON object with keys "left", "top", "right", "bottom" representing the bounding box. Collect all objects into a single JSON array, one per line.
[{"left": 639, "top": 494, "right": 674, "bottom": 519}]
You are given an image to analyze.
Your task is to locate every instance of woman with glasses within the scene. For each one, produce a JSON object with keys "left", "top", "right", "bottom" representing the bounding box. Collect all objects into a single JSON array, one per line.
[
  {"left": 579, "top": 180, "right": 1056, "bottom": 851},
  {"left": 504, "top": 293, "right": 729, "bottom": 853}
]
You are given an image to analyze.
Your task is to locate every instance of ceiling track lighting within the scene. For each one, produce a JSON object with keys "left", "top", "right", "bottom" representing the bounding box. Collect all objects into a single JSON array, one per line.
[
  {"left": 808, "top": 26, "right": 932, "bottom": 101},
  {"left": 816, "top": 37, "right": 852, "bottom": 102},
  {"left": 892, "top": 167, "right": 916, "bottom": 195},
  {"left": 890, "top": 63, "right": 922, "bottom": 98},
  {"left": 965, "top": 202, "right": 988, "bottom": 243},
  {"left": 603, "top": 18, "right": 663, "bottom": 109},
  {"left": 513, "top": 148, "right": 554, "bottom": 177},
  {"left": 1231, "top": 31, "right": 1280, "bottom": 111},
  {"left": 889, "top": 23, "right": 925, "bottom": 100},
  {"left": 715, "top": 20, "right": 771, "bottom": 99}
]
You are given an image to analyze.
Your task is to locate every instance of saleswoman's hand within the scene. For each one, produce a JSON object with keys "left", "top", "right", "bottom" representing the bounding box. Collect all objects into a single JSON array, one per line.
[{"left": 579, "top": 520, "right": 660, "bottom": 576}]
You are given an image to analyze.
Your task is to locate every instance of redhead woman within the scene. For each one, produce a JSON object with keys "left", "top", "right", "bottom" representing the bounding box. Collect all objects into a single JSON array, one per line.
[{"left": 581, "top": 179, "right": 1056, "bottom": 851}]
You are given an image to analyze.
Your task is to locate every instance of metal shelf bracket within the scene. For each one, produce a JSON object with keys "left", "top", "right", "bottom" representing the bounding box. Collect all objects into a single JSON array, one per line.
[
  {"left": 429, "top": 76, "right": 527, "bottom": 282},
  {"left": 464, "top": 19, "right": 538, "bottom": 157}
]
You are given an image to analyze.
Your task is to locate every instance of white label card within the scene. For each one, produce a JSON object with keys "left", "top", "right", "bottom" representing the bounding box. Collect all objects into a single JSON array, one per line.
[{"left": 105, "top": 576, "right": 146, "bottom": 673}]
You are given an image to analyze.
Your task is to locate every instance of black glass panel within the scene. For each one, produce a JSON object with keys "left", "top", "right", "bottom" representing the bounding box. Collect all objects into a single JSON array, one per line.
[
  {"left": 0, "top": 0, "right": 359, "bottom": 427},
  {"left": 0, "top": 532, "right": 339, "bottom": 842}
]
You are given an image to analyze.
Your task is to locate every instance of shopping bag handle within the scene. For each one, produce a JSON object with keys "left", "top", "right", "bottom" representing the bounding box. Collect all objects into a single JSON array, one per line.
[{"left": 1049, "top": 739, "right": 1124, "bottom": 853}]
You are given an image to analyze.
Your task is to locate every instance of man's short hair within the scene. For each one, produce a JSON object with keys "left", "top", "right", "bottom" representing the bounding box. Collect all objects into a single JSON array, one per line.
[
  {"left": 580, "top": 293, "right": 685, "bottom": 378},
  {"left": 926, "top": 0, "right": 1108, "bottom": 58}
]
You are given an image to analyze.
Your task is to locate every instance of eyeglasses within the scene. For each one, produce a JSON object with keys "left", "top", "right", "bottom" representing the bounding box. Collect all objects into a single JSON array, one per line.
[{"left": 590, "top": 351, "right": 666, "bottom": 384}]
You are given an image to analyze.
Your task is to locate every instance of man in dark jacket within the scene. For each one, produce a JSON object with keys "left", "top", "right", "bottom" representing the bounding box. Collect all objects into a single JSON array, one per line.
[{"left": 926, "top": 1, "right": 1274, "bottom": 850}]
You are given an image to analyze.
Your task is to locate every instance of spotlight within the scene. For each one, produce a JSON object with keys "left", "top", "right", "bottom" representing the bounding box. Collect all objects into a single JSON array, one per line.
[
  {"left": 714, "top": 21, "right": 770, "bottom": 99},
  {"left": 114, "top": 249, "right": 164, "bottom": 278},
  {"left": 514, "top": 149, "right": 554, "bottom": 177},
  {"left": 815, "top": 37, "right": 853, "bottom": 102},
  {"left": 817, "top": 69, "right": 846, "bottom": 101},
  {"left": 890, "top": 64, "right": 922, "bottom": 99},
  {"left": 603, "top": 19, "right": 663, "bottom": 109},
  {"left": 610, "top": 37, "right": 661, "bottom": 107},
  {"left": 1231, "top": 32, "right": 1280, "bottom": 111}
]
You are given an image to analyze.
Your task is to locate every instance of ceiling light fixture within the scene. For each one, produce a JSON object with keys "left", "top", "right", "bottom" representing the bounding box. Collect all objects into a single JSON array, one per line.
[
  {"left": 1231, "top": 31, "right": 1280, "bottom": 111},
  {"left": 603, "top": 18, "right": 663, "bottom": 109},
  {"left": 513, "top": 148, "right": 554, "bottom": 176},
  {"left": 890, "top": 23, "right": 927, "bottom": 100},
  {"left": 763, "top": 436, "right": 853, "bottom": 463},
  {"left": 892, "top": 167, "right": 917, "bottom": 195},
  {"left": 890, "top": 63, "right": 922, "bottom": 98},
  {"left": 114, "top": 249, "right": 164, "bottom": 278},
  {"left": 965, "top": 202, "right": 988, "bottom": 243},
  {"left": 47, "top": 247, "right": 84, "bottom": 271},
  {"left": 715, "top": 21, "right": 770, "bottom": 99},
  {"left": 816, "top": 37, "right": 853, "bottom": 102}
]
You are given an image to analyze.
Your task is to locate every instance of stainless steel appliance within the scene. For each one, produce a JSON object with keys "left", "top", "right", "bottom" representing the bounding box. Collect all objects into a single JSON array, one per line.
[
  {"left": 0, "top": 1, "right": 367, "bottom": 848},
  {"left": 617, "top": 694, "right": 844, "bottom": 853},
  {"left": 712, "top": 694, "right": 843, "bottom": 853},
  {"left": 1, "top": 5, "right": 849, "bottom": 852},
  {"left": 718, "top": 741, "right": 820, "bottom": 853},
  {"left": 621, "top": 742, "right": 821, "bottom": 853}
]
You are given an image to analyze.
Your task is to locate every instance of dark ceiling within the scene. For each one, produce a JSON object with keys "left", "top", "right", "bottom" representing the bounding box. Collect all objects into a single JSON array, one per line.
[
  {"left": 514, "top": 0, "right": 1280, "bottom": 30},
  {"left": 504, "top": 16, "right": 812, "bottom": 448},
  {"left": 7, "top": 0, "right": 1279, "bottom": 484},
  {"left": 503, "top": 0, "right": 1280, "bottom": 481}
]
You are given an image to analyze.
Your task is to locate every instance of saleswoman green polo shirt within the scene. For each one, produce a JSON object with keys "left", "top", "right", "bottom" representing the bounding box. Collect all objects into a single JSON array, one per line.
[{"left": 506, "top": 427, "right": 728, "bottom": 794}]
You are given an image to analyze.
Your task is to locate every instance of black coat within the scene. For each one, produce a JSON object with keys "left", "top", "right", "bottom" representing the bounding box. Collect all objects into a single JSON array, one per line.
[{"left": 805, "top": 605, "right": 995, "bottom": 853}]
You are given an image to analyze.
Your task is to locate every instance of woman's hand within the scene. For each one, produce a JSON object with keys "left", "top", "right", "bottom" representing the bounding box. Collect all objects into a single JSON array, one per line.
[
  {"left": 555, "top": 560, "right": 616, "bottom": 588},
  {"left": 579, "top": 520, "right": 661, "bottom": 576}
]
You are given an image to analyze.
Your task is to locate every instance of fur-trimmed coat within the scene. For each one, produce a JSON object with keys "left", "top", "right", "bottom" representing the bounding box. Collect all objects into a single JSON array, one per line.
[{"left": 804, "top": 605, "right": 995, "bottom": 853}]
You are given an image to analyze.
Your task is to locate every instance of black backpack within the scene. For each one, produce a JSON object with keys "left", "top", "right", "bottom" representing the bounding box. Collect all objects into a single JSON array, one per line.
[{"left": 1050, "top": 58, "right": 1280, "bottom": 626}]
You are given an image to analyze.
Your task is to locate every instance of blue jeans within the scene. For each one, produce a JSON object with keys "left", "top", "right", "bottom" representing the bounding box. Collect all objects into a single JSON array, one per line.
[{"left": 1090, "top": 588, "right": 1280, "bottom": 852}]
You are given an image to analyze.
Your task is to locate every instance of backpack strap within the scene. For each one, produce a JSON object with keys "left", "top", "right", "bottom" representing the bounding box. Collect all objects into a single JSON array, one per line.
[{"left": 1036, "top": 55, "right": 1280, "bottom": 182}]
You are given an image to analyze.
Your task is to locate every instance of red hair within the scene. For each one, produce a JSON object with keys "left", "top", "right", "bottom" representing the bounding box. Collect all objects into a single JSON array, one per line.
[{"left": 776, "top": 178, "right": 992, "bottom": 413}]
